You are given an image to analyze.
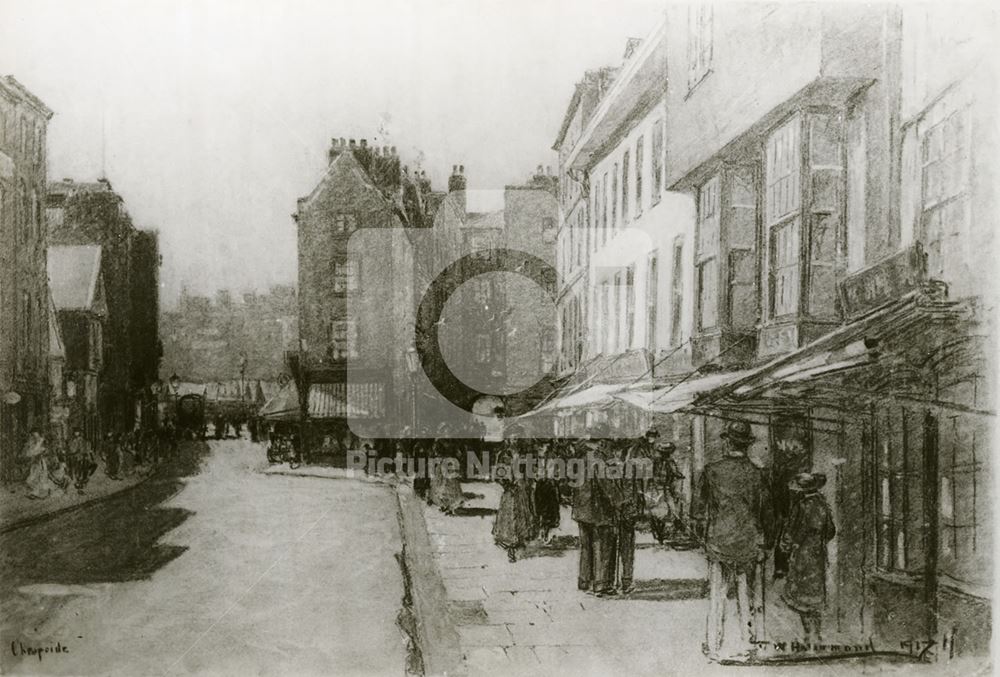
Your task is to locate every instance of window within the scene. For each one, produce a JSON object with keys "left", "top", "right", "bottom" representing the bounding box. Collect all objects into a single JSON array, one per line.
[
  {"left": 670, "top": 239, "right": 685, "bottom": 347},
  {"left": 919, "top": 92, "right": 971, "bottom": 282},
  {"left": 622, "top": 151, "right": 630, "bottom": 223},
  {"left": 333, "top": 260, "right": 361, "bottom": 293},
  {"left": 651, "top": 121, "right": 664, "bottom": 201},
  {"left": 769, "top": 219, "right": 800, "bottom": 317},
  {"left": 765, "top": 117, "right": 802, "bottom": 319},
  {"left": 329, "top": 320, "right": 358, "bottom": 359},
  {"left": 600, "top": 281, "right": 610, "bottom": 354},
  {"left": 613, "top": 272, "right": 622, "bottom": 352},
  {"left": 875, "top": 407, "right": 925, "bottom": 574},
  {"left": 635, "top": 136, "right": 644, "bottom": 215},
  {"left": 602, "top": 173, "right": 609, "bottom": 244},
  {"left": 646, "top": 252, "right": 658, "bottom": 350},
  {"left": 696, "top": 175, "right": 720, "bottom": 330},
  {"left": 476, "top": 334, "right": 492, "bottom": 363},
  {"left": 333, "top": 213, "right": 357, "bottom": 232},
  {"left": 846, "top": 105, "right": 867, "bottom": 271},
  {"left": 939, "top": 412, "right": 990, "bottom": 588},
  {"left": 625, "top": 265, "right": 636, "bottom": 348},
  {"left": 611, "top": 165, "right": 618, "bottom": 232},
  {"left": 687, "top": 5, "right": 714, "bottom": 91}
]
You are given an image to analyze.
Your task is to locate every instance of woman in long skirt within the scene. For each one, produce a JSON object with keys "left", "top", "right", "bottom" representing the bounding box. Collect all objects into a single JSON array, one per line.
[
  {"left": 23, "top": 429, "right": 54, "bottom": 500},
  {"left": 780, "top": 472, "right": 836, "bottom": 643},
  {"left": 428, "top": 427, "right": 465, "bottom": 514},
  {"left": 492, "top": 437, "right": 536, "bottom": 562},
  {"left": 533, "top": 441, "right": 561, "bottom": 543}
]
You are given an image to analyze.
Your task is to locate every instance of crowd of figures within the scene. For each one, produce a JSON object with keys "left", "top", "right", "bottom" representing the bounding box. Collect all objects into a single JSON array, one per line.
[
  {"left": 20, "top": 421, "right": 182, "bottom": 500},
  {"left": 387, "top": 419, "right": 836, "bottom": 660}
]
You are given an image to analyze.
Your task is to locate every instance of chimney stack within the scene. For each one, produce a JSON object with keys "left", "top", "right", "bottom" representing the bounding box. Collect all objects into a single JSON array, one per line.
[
  {"left": 360, "top": 139, "right": 368, "bottom": 149},
  {"left": 349, "top": 139, "right": 356, "bottom": 150}
]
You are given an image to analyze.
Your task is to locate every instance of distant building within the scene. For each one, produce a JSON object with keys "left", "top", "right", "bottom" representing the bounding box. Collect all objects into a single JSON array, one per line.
[
  {"left": 48, "top": 245, "right": 106, "bottom": 448},
  {"left": 0, "top": 75, "right": 53, "bottom": 482},
  {"left": 291, "top": 138, "right": 430, "bottom": 454},
  {"left": 160, "top": 284, "right": 298, "bottom": 383}
]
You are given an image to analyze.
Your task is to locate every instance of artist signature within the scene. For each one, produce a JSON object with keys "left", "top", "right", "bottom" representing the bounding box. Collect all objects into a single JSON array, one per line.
[
  {"left": 9, "top": 640, "right": 70, "bottom": 662},
  {"left": 750, "top": 633, "right": 956, "bottom": 662}
]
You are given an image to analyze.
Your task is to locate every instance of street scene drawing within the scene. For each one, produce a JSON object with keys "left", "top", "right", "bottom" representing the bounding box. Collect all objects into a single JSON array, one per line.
[{"left": 0, "top": 1, "right": 996, "bottom": 675}]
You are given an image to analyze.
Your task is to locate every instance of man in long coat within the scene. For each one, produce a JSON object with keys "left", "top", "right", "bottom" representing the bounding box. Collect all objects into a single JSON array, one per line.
[
  {"left": 692, "top": 420, "right": 773, "bottom": 660},
  {"left": 67, "top": 428, "right": 97, "bottom": 494},
  {"left": 571, "top": 426, "right": 621, "bottom": 596}
]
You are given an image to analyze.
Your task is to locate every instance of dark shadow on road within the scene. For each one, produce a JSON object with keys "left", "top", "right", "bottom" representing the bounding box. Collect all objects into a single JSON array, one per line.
[{"left": 0, "top": 441, "right": 212, "bottom": 594}]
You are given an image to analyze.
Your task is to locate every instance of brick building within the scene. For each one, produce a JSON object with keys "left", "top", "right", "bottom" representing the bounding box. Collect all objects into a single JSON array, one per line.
[{"left": 0, "top": 76, "right": 53, "bottom": 482}]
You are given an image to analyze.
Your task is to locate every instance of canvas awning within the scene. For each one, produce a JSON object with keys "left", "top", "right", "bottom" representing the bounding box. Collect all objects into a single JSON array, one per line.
[
  {"left": 613, "top": 370, "right": 753, "bottom": 414},
  {"left": 697, "top": 286, "right": 971, "bottom": 407},
  {"left": 258, "top": 382, "right": 375, "bottom": 421}
]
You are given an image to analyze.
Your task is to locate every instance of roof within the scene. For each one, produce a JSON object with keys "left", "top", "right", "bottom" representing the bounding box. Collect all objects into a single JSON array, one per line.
[
  {"left": 48, "top": 294, "right": 65, "bottom": 359},
  {"left": 0, "top": 76, "right": 54, "bottom": 119},
  {"left": 48, "top": 245, "right": 104, "bottom": 312}
]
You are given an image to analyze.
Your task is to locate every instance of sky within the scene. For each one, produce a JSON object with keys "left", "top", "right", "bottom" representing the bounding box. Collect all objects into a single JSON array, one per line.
[{"left": 0, "top": 0, "right": 664, "bottom": 307}]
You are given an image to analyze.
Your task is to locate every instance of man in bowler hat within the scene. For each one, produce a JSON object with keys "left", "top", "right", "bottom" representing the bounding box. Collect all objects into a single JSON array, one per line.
[
  {"left": 692, "top": 420, "right": 773, "bottom": 660},
  {"left": 571, "top": 424, "right": 621, "bottom": 596}
]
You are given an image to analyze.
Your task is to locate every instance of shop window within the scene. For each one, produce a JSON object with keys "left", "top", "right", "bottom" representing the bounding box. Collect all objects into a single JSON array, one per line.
[
  {"left": 646, "top": 252, "right": 659, "bottom": 350},
  {"left": 875, "top": 407, "right": 925, "bottom": 574},
  {"left": 939, "top": 412, "right": 990, "bottom": 589},
  {"left": 696, "top": 175, "right": 720, "bottom": 331},
  {"left": 687, "top": 5, "right": 714, "bottom": 92}
]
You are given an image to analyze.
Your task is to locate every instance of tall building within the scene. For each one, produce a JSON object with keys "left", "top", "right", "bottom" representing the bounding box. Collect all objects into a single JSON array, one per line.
[
  {"left": 547, "top": 4, "right": 996, "bottom": 656},
  {"left": 130, "top": 229, "right": 162, "bottom": 426},
  {"left": 46, "top": 178, "right": 156, "bottom": 433},
  {"left": 0, "top": 76, "right": 53, "bottom": 482},
  {"left": 291, "top": 139, "right": 431, "bottom": 453}
]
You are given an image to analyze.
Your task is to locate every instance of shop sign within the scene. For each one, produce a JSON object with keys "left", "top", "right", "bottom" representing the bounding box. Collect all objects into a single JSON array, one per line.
[{"left": 839, "top": 244, "right": 926, "bottom": 319}]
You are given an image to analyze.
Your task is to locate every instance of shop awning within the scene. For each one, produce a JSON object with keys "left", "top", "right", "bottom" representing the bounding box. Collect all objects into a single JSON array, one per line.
[
  {"left": 697, "top": 286, "right": 971, "bottom": 406},
  {"left": 533, "top": 383, "right": 629, "bottom": 414},
  {"left": 613, "top": 370, "right": 753, "bottom": 414},
  {"left": 258, "top": 382, "right": 377, "bottom": 421}
]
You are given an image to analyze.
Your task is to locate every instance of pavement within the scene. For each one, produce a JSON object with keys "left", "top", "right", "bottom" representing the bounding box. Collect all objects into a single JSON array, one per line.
[
  {"left": 400, "top": 480, "right": 978, "bottom": 677},
  {"left": 1, "top": 439, "right": 409, "bottom": 676},
  {"left": 0, "top": 462, "right": 151, "bottom": 534}
]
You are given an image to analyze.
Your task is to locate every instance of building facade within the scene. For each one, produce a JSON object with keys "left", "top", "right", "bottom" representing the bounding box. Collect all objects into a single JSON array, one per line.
[
  {"left": 0, "top": 76, "right": 53, "bottom": 482},
  {"left": 46, "top": 178, "right": 157, "bottom": 434}
]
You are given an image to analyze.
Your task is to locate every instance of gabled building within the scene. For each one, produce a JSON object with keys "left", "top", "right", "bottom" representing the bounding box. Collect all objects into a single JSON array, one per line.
[
  {"left": 291, "top": 139, "right": 435, "bottom": 456},
  {"left": 48, "top": 245, "right": 107, "bottom": 447},
  {"left": 0, "top": 75, "right": 53, "bottom": 482}
]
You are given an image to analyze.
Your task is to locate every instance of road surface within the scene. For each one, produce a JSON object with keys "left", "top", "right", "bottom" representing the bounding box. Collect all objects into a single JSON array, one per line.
[{"left": 1, "top": 439, "right": 408, "bottom": 676}]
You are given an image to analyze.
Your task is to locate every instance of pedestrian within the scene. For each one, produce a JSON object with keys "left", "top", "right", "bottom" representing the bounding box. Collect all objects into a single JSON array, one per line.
[
  {"left": 214, "top": 412, "right": 225, "bottom": 440},
  {"left": 47, "top": 437, "right": 71, "bottom": 493},
  {"left": 22, "top": 428, "right": 53, "bottom": 499},
  {"left": 101, "top": 432, "right": 120, "bottom": 479},
  {"left": 118, "top": 433, "right": 135, "bottom": 477},
  {"left": 779, "top": 472, "right": 836, "bottom": 643},
  {"left": 692, "top": 420, "right": 773, "bottom": 661},
  {"left": 647, "top": 441, "right": 684, "bottom": 544},
  {"left": 67, "top": 428, "right": 97, "bottom": 494},
  {"left": 571, "top": 426, "right": 621, "bottom": 596},
  {"left": 533, "top": 440, "right": 561, "bottom": 543},
  {"left": 428, "top": 424, "right": 465, "bottom": 514},
  {"left": 492, "top": 434, "right": 536, "bottom": 562}
]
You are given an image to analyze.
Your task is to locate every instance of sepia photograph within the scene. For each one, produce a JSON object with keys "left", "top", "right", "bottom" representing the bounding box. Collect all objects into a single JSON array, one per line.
[{"left": 0, "top": 0, "right": 996, "bottom": 675}]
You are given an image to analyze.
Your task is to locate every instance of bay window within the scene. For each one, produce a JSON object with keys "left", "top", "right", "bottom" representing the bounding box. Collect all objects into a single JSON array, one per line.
[
  {"left": 622, "top": 151, "right": 630, "bottom": 224},
  {"left": 651, "top": 120, "right": 664, "bottom": 202},
  {"left": 765, "top": 116, "right": 802, "bottom": 319},
  {"left": 635, "top": 136, "right": 644, "bottom": 215},
  {"left": 696, "top": 175, "right": 720, "bottom": 330}
]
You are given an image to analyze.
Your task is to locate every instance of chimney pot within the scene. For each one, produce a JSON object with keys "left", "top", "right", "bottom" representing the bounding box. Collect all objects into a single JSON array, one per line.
[
  {"left": 459, "top": 165, "right": 464, "bottom": 174},
  {"left": 340, "top": 137, "right": 346, "bottom": 147},
  {"left": 537, "top": 164, "right": 543, "bottom": 175},
  {"left": 349, "top": 139, "right": 356, "bottom": 148},
  {"left": 545, "top": 165, "right": 552, "bottom": 175},
  {"left": 452, "top": 165, "right": 457, "bottom": 174},
  {"left": 360, "top": 139, "right": 368, "bottom": 148}
]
